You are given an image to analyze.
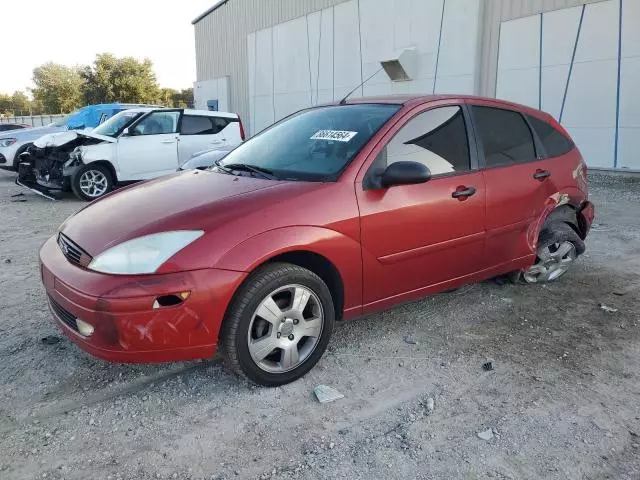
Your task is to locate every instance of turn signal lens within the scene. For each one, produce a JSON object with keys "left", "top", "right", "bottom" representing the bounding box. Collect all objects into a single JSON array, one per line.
[{"left": 76, "top": 318, "right": 95, "bottom": 337}]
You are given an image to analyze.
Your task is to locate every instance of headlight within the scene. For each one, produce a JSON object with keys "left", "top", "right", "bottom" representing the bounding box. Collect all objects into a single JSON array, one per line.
[
  {"left": 88, "top": 230, "right": 204, "bottom": 275},
  {"left": 0, "top": 138, "right": 17, "bottom": 147},
  {"left": 69, "top": 148, "right": 82, "bottom": 162}
]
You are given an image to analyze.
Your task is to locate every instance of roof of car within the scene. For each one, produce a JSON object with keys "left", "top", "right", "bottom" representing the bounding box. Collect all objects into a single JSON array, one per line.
[
  {"left": 338, "top": 94, "right": 547, "bottom": 117},
  {"left": 183, "top": 109, "right": 238, "bottom": 119},
  {"left": 113, "top": 107, "right": 238, "bottom": 118},
  {"left": 80, "top": 103, "right": 162, "bottom": 110}
]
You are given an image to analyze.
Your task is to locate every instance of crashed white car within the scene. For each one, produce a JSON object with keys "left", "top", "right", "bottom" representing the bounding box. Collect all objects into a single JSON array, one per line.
[{"left": 17, "top": 107, "right": 245, "bottom": 201}]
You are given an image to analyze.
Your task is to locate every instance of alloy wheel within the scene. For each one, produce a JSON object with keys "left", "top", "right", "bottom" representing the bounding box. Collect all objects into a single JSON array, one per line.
[
  {"left": 523, "top": 241, "right": 577, "bottom": 283},
  {"left": 79, "top": 169, "right": 109, "bottom": 198},
  {"left": 247, "top": 284, "right": 324, "bottom": 373}
]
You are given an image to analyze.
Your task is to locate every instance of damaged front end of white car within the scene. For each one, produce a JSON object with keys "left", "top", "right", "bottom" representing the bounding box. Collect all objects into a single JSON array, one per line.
[{"left": 16, "top": 131, "right": 115, "bottom": 200}]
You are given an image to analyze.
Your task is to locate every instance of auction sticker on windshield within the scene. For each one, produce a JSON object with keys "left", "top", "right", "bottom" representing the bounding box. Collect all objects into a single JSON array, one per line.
[{"left": 310, "top": 130, "right": 358, "bottom": 142}]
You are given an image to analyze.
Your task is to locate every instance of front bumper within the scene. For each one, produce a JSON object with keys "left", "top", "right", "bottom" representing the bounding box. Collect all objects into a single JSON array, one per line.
[
  {"left": 578, "top": 200, "right": 595, "bottom": 238},
  {"left": 39, "top": 235, "right": 247, "bottom": 363}
]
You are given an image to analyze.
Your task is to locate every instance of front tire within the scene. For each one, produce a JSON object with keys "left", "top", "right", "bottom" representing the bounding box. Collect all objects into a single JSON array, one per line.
[
  {"left": 221, "top": 263, "right": 335, "bottom": 386},
  {"left": 522, "top": 223, "right": 584, "bottom": 283},
  {"left": 71, "top": 164, "right": 113, "bottom": 201},
  {"left": 13, "top": 143, "right": 33, "bottom": 170}
]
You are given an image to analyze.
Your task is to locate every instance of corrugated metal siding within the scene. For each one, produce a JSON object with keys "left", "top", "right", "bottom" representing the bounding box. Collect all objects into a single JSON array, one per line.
[
  {"left": 478, "top": 0, "right": 607, "bottom": 97},
  {"left": 195, "top": 0, "right": 612, "bottom": 125},
  {"left": 194, "top": 0, "right": 351, "bottom": 133}
]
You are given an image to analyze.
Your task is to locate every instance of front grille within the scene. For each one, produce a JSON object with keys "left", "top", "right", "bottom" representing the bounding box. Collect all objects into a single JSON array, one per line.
[
  {"left": 49, "top": 296, "right": 79, "bottom": 332},
  {"left": 58, "top": 233, "right": 92, "bottom": 267}
]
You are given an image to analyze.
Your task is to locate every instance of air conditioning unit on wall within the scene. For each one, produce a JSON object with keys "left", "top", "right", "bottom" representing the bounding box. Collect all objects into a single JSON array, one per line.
[{"left": 380, "top": 48, "right": 418, "bottom": 82}]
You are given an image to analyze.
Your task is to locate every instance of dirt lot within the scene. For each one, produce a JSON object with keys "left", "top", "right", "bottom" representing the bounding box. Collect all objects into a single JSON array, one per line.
[{"left": 0, "top": 170, "right": 639, "bottom": 480}]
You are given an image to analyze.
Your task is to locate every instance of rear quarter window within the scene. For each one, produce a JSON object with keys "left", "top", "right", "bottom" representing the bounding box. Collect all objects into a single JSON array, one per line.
[
  {"left": 181, "top": 115, "right": 234, "bottom": 135},
  {"left": 526, "top": 115, "right": 574, "bottom": 158}
]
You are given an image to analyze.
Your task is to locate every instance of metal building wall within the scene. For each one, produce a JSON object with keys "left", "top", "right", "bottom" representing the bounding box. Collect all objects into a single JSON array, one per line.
[
  {"left": 478, "top": 0, "right": 607, "bottom": 97},
  {"left": 194, "top": 0, "right": 351, "bottom": 132},
  {"left": 195, "top": 0, "right": 612, "bottom": 132}
]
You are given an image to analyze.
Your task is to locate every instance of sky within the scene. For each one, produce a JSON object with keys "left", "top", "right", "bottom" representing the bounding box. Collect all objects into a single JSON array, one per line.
[{"left": 0, "top": 0, "right": 215, "bottom": 95}]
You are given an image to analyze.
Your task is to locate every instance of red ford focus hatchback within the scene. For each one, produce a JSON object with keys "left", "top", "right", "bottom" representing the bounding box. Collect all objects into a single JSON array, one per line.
[{"left": 40, "top": 95, "right": 594, "bottom": 386}]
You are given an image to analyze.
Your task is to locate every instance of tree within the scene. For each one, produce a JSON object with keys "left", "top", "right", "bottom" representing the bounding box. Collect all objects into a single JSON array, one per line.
[
  {"left": 11, "top": 91, "right": 33, "bottom": 115},
  {"left": 32, "top": 63, "right": 83, "bottom": 113},
  {"left": 0, "top": 93, "right": 11, "bottom": 115},
  {"left": 158, "top": 87, "right": 176, "bottom": 107},
  {"left": 157, "top": 87, "right": 194, "bottom": 108},
  {"left": 82, "top": 53, "right": 160, "bottom": 105},
  {"left": 0, "top": 90, "right": 41, "bottom": 116},
  {"left": 173, "top": 88, "right": 194, "bottom": 108}
]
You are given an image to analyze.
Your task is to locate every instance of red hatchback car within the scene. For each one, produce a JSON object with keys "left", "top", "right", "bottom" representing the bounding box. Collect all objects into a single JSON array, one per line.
[{"left": 40, "top": 95, "right": 594, "bottom": 386}]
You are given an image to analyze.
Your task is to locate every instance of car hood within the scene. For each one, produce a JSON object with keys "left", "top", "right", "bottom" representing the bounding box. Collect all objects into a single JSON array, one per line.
[
  {"left": 60, "top": 170, "right": 288, "bottom": 255},
  {"left": 0, "top": 125, "right": 65, "bottom": 141},
  {"left": 34, "top": 129, "right": 115, "bottom": 148}
]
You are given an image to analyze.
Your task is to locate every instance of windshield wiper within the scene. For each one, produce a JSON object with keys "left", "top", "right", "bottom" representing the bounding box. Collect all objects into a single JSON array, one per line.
[
  {"left": 213, "top": 159, "right": 235, "bottom": 175},
  {"left": 223, "top": 163, "right": 279, "bottom": 180}
]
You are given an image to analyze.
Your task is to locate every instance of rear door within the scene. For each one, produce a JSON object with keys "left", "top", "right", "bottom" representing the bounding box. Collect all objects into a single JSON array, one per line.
[
  {"left": 178, "top": 115, "right": 240, "bottom": 164},
  {"left": 116, "top": 110, "right": 181, "bottom": 180},
  {"left": 356, "top": 103, "right": 486, "bottom": 309},
  {"left": 468, "top": 102, "right": 549, "bottom": 268}
]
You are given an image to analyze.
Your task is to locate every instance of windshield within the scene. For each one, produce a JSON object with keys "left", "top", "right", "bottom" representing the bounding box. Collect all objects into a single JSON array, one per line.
[
  {"left": 92, "top": 110, "right": 143, "bottom": 137},
  {"left": 218, "top": 104, "right": 401, "bottom": 181},
  {"left": 52, "top": 111, "right": 77, "bottom": 127}
]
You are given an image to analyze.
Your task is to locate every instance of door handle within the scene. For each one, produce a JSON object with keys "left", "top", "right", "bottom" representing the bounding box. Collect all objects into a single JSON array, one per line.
[
  {"left": 161, "top": 140, "right": 175, "bottom": 144},
  {"left": 533, "top": 169, "right": 551, "bottom": 180},
  {"left": 452, "top": 186, "right": 477, "bottom": 199}
]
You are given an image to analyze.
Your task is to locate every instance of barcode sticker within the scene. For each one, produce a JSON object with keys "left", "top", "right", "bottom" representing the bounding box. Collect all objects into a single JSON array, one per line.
[{"left": 310, "top": 130, "right": 358, "bottom": 142}]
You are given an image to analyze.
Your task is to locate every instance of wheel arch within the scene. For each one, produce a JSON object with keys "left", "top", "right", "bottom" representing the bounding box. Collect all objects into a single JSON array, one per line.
[
  {"left": 529, "top": 192, "right": 585, "bottom": 252},
  {"left": 13, "top": 142, "right": 33, "bottom": 169},
  {"left": 80, "top": 160, "right": 117, "bottom": 183},
  {"left": 542, "top": 204, "right": 581, "bottom": 237},
  {"left": 215, "top": 226, "right": 363, "bottom": 322},
  {"left": 260, "top": 250, "right": 345, "bottom": 321}
]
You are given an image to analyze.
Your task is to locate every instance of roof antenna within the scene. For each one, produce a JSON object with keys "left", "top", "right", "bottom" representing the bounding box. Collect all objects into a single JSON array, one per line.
[{"left": 339, "top": 67, "right": 383, "bottom": 105}]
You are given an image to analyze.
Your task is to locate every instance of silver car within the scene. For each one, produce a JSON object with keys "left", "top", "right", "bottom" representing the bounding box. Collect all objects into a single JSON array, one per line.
[
  {"left": 0, "top": 121, "right": 69, "bottom": 171},
  {"left": 178, "top": 146, "right": 234, "bottom": 171}
]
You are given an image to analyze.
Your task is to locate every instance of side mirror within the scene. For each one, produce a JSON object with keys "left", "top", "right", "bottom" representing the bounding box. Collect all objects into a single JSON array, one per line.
[
  {"left": 379, "top": 161, "right": 431, "bottom": 188},
  {"left": 122, "top": 127, "right": 131, "bottom": 136}
]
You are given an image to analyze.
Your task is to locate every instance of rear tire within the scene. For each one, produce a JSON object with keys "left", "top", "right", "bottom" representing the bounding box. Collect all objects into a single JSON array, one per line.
[
  {"left": 71, "top": 164, "right": 113, "bottom": 201},
  {"left": 221, "top": 262, "right": 335, "bottom": 386},
  {"left": 521, "top": 223, "right": 584, "bottom": 283}
]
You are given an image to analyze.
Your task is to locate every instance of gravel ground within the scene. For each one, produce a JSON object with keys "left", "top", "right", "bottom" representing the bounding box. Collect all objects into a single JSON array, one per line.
[{"left": 0, "top": 170, "right": 639, "bottom": 480}]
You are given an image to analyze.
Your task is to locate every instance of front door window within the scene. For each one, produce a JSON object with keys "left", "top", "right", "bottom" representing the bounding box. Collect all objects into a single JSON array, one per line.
[{"left": 131, "top": 111, "right": 180, "bottom": 136}]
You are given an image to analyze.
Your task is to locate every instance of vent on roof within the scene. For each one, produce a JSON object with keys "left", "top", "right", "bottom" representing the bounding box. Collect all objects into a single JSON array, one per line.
[{"left": 380, "top": 48, "right": 418, "bottom": 82}]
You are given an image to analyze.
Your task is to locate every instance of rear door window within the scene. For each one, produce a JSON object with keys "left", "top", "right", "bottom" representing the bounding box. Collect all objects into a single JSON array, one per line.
[
  {"left": 181, "top": 115, "right": 232, "bottom": 135},
  {"left": 212, "top": 117, "right": 231, "bottom": 134},
  {"left": 472, "top": 106, "right": 536, "bottom": 167},
  {"left": 181, "top": 115, "right": 214, "bottom": 135},
  {"left": 526, "top": 115, "right": 574, "bottom": 158}
]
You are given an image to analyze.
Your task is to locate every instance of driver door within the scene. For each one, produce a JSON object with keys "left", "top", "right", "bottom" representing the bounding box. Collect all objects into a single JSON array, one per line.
[
  {"left": 116, "top": 110, "right": 182, "bottom": 180},
  {"left": 356, "top": 104, "right": 486, "bottom": 311}
]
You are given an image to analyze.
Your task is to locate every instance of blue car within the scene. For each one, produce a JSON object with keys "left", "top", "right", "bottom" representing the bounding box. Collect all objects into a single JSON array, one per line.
[{"left": 0, "top": 103, "right": 159, "bottom": 171}]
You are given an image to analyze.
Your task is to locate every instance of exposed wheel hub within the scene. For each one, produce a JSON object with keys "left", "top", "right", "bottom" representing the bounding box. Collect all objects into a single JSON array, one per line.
[{"left": 278, "top": 318, "right": 295, "bottom": 338}]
